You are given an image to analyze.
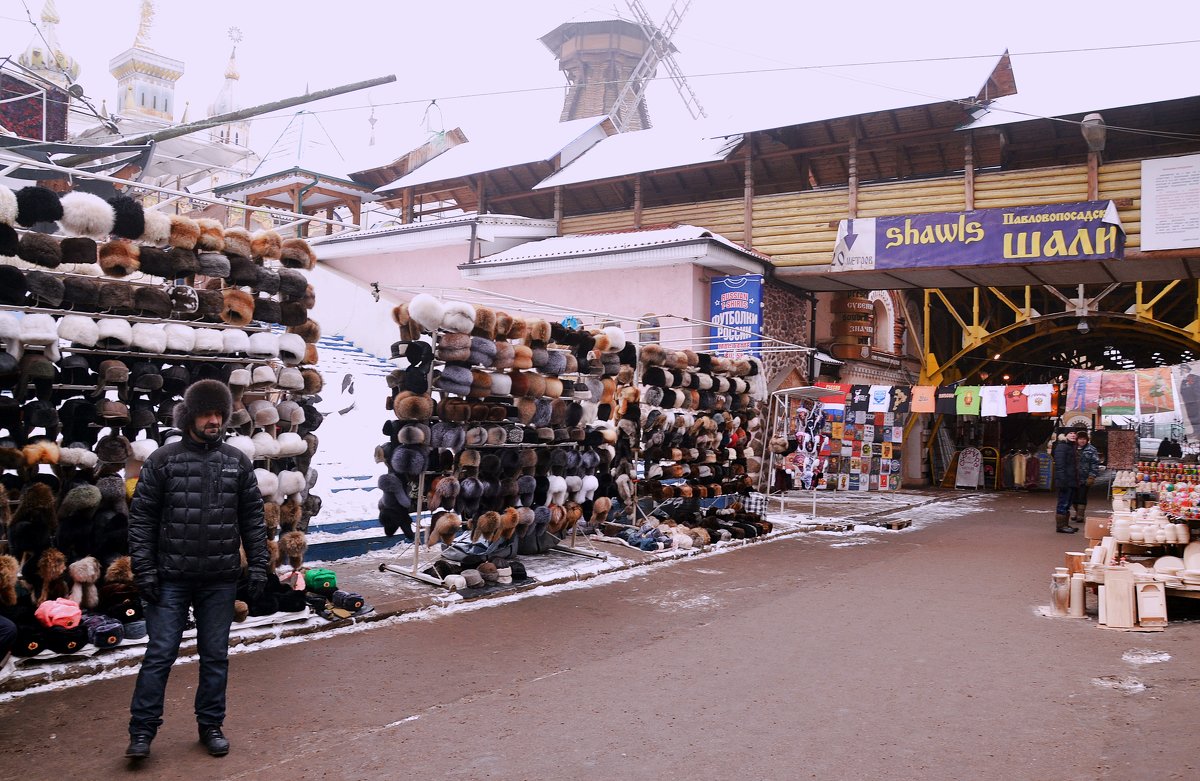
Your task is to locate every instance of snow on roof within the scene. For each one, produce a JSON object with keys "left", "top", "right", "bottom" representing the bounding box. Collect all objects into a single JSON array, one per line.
[
  {"left": 463, "top": 224, "right": 759, "bottom": 266},
  {"left": 374, "top": 115, "right": 611, "bottom": 192},
  {"left": 699, "top": 55, "right": 1005, "bottom": 136},
  {"left": 534, "top": 128, "right": 742, "bottom": 189},
  {"left": 960, "top": 44, "right": 1200, "bottom": 130}
]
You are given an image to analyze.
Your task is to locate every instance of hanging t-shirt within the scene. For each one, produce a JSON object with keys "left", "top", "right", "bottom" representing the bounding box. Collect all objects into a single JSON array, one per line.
[
  {"left": 1005, "top": 385, "right": 1028, "bottom": 414},
  {"left": 955, "top": 385, "right": 982, "bottom": 415},
  {"left": 935, "top": 387, "right": 958, "bottom": 414},
  {"left": 848, "top": 385, "right": 871, "bottom": 412},
  {"left": 910, "top": 385, "right": 936, "bottom": 413},
  {"left": 979, "top": 386, "right": 1008, "bottom": 417},
  {"left": 1024, "top": 384, "right": 1054, "bottom": 413},
  {"left": 867, "top": 385, "right": 892, "bottom": 413}
]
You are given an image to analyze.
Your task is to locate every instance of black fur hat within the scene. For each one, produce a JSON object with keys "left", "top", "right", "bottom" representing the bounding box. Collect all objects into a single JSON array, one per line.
[
  {"left": 107, "top": 196, "right": 145, "bottom": 240},
  {"left": 15, "top": 186, "right": 62, "bottom": 227},
  {"left": 18, "top": 231, "right": 62, "bottom": 268},
  {"left": 136, "top": 246, "right": 174, "bottom": 277},
  {"left": 174, "top": 379, "right": 233, "bottom": 432},
  {"left": 0, "top": 265, "right": 26, "bottom": 305},
  {"left": 0, "top": 223, "right": 17, "bottom": 256},
  {"left": 60, "top": 236, "right": 97, "bottom": 265},
  {"left": 167, "top": 247, "right": 200, "bottom": 276},
  {"left": 24, "top": 270, "right": 64, "bottom": 307}
]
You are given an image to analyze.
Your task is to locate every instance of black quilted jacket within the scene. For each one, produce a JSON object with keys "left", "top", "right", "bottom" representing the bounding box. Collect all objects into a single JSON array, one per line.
[{"left": 128, "top": 436, "right": 268, "bottom": 585}]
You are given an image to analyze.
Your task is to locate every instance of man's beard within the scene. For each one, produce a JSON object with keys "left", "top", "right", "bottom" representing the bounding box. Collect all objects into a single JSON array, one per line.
[{"left": 192, "top": 422, "right": 223, "bottom": 443}]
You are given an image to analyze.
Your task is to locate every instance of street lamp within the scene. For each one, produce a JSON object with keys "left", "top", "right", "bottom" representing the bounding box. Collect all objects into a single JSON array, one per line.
[{"left": 1081, "top": 113, "right": 1106, "bottom": 153}]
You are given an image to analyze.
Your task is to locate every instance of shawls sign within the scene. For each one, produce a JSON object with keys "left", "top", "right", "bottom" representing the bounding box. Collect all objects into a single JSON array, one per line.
[
  {"left": 709, "top": 274, "right": 763, "bottom": 357},
  {"left": 831, "top": 200, "right": 1124, "bottom": 271}
]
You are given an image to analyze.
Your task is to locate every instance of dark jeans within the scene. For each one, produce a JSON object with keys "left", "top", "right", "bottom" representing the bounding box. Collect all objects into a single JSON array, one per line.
[
  {"left": 129, "top": 580, "right": 237, "bottom": 737},
  {"left": 1055, "top": 486, "right": 1074, "bottom": 516},
  {"left": 0, "top": 614, "right": 16, "bottom": 660}
]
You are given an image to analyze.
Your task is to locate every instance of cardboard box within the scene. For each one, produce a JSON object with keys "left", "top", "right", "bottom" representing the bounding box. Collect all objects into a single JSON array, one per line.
[{"left": 1085, "top": 514, "right": 1111, "bottom": 540}]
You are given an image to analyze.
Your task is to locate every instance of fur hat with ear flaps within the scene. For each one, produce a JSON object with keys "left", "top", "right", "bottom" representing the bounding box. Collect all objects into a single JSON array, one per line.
[
  {"left": 195, "top": 218, "right": 225, "bottom": 252},
  {"left": 168, "top": 215, "right": 200, "bottom": 250},
  {"left": 99, "top": 240, "right": 139, "bottom": 277},
  {"left": 251, "top": 230, "right": 282, "bottom": 260},
  {"left": 174, "top": 379, "right": 233, "bottom": 434}
]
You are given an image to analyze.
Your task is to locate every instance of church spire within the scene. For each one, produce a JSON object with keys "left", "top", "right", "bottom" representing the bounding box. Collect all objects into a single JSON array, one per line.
[{"left": 18, "top": 0, "right": 80, "bottom": 88}]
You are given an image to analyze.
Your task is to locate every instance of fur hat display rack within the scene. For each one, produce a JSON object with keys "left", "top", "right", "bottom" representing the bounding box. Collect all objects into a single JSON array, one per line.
[
  {"left": 378, "top": 294, "right": 642, "bottom": 590},
  {"left": 0, "top": 182, "right": 327, "bottom": 659},
  {"left": 619, "top": 344, "right": 772, "bottom": 551}
]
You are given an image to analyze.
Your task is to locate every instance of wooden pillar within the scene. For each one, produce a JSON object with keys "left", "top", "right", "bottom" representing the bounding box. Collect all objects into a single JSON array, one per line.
[
  {"left": 325, "top": 207, "right": 335, "bottom": 236},
  {"left": 964, "top": 133, "right": 975, "bottom": 210},
  {"left": 848, "top": 138, "right": 859, "bottom": 218},
  {"left": 477, "top": 174, "right": 488, "bottom": 215},
  {"left": 349, "top": 199, "right": 361, "bottom": 229},
  {"left": 743, "top": 136, "right": 754, "bottom": 248},
  {"left": 401, "top": 187, "right": 413, "bottom": 224},
  {"left": 1087, "top": 151, "right": 1100, "bottom": 200},
  {"left": 554, "top": 186, "right": 563, "bottom": 235},
  {"left": 633, "top": 174, "right": 643, "bottom": 229}
]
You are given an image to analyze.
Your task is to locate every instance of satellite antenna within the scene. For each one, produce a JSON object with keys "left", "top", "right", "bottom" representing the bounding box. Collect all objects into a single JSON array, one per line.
[{"left": 610, "top": 0, "right": 707, "bottom": 132}]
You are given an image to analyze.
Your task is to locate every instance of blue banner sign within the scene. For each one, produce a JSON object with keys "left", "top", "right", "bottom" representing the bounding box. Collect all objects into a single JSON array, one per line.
[
  {"left": 709, "top": 274, "right": 763, "bottom": 357},
  {"left": 832, "top": 200, "right": 1124, "bottom": 271}
]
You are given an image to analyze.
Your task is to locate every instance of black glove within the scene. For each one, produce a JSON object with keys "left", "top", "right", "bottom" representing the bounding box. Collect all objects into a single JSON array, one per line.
[
  {"left": 138, "top": 581, "right": 160, "bottom": 606},
  {"left": 248, "top": 575, "right": 266, "bottom": 601}
]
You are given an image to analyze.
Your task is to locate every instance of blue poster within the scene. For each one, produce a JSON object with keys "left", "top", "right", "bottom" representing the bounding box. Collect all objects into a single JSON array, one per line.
[{"left": 709, "top": 274, "right": 763, "bottom": 357}]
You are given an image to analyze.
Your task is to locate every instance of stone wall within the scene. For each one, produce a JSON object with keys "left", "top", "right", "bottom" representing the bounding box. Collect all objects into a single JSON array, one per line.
[{"left": 762, "top": 282, "right": 811, "bottom": 386}]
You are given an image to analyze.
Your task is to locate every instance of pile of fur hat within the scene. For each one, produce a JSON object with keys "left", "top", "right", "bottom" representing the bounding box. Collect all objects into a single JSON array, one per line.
[
  {"left": 0, "top": 473, "right": 153, "bottom": 657},
  {"left": 0, "top": 184, "right": 320, "bottom": 333},
  {"left": 374, "top": 293, "right": 639, "bottom": 569}
]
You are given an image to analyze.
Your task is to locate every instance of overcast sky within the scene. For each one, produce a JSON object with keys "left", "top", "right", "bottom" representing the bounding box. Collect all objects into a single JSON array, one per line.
[{"left": 4, "top": 0, "right": 1198, "bottom": 176}]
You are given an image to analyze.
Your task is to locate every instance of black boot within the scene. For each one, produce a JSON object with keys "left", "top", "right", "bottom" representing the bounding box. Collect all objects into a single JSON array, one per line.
[
  {"left": 1056, "top": 513, "right": 1077, "bottom": 533},
  {"left": 199, "top": 725, "right": 230, "bottom": 757},
  {"left": 125, "top": 733, "right": 152, "bottom": 759},
  {"left": 1073, "top": 504, "right": 1087, "bottom": 524}
]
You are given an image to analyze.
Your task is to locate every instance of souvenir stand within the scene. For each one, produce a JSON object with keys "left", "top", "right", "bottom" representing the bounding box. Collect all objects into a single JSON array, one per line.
[
  {"left": 0, "top": 156, "right": 342, "bottom": 663},
  {"left": 763, "top": 387, "right": 844, "bottom": 519}
]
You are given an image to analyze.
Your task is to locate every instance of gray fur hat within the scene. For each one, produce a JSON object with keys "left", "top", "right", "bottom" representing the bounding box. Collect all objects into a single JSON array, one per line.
[{"left": 174, "top": 379, "right": 234, "bottom": 432}]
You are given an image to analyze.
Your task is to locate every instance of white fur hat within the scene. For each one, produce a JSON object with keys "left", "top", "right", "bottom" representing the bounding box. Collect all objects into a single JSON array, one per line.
[
  {"left": 164, "top": 323, "right": 195, "bottom": 353},
  {"left": 222, "top": 328, "right": 250, "bottom": 355},
  {"left": 139, "top": 209, "right": 172, "bottom": 246},
  {"left": 251, "top": 364, "right": 277, "bottom": 388},
  {"left": 96, "top": 317, "right": 132, "bottom": 350},
  {"left": 131, "top": 322, "right": 167, "bottom": 354},
  {"left": 278, "top": 332, "right": 305, "bottom": 366},
  {"left": 254, "top": 467, "right": 279, "bottom": 498},
  {"left": 253, "top": 434, "right": 280, "bottom": 462},
  {"left": 58, "top": 191, "right": 115, "bottom": 239},
  {"left": 581, "top": 474, "right": 599, "bottom": 501},
  {"left": 0, "top": 185, "right": 16, "bottom": 226},
  {"left": 227, "top": 434, "right": 256, "bottom": 461},
  {"left": 489, "top": 372, "right": 512, "bottom": 396},
  {"left": 546, "top": 475, "right": 567, "bottom": 505},
  {"left": 58, "top": 446, "right": 99, "bottom": 469},
  {"left": 247, "top": 331, "right": 279, "bottom": 359},
  {"left": 407, "top": 293, "right": 445, "bottom": 333},
  {"left": 600, "top": 325, "right": 626, "bottom": 353},
  {"left": 130, "top": 438, "right": 158, "bottom": 462},
  {"left": 20, "top": 313, "right": 61, "bottom": 360},
  {"left": 278, "top": 469, "right": 306, "bottom": 498},
  {"left": 0, "top": 313, "right": 18, "bottom": 358},
  {"left": 192, "top": 328, "right": 224, "bottom": 354},
  {"left": 440, "top": 301, "right": 476, "bottom": 335},
  {"left": 275, "top": 432, "right": 307, "bottom": 457},
  {"left": 58, "top": 315, "right": 99, "bottom": 348}
]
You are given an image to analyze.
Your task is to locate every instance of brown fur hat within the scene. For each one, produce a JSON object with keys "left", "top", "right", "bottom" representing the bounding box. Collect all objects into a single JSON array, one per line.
[
  {"left": 527, "top": 319, "right": 551, "bottom": 344},
  {"left": 37, "top": 547, "right": 67, "bottom": 605},
  {"left": 251, "top": 230, "right": 283, "bottom": 260},
  {"left": 470, "top": 510, "right": 502, "bottom": 543},
  {"left": 280, "top": 500, "right": 302, "bottom": 532},
  {"left": 507, "top": 317, "right": 528, "bottom": 341},
  {"left": 279, "top": 530, "right": 307, "bottom": 569},
  {"left": 68, "top": 556, "right": 102, "bottom": 608},
  {"left": 393, "top": 392, "right": 434, "bottom": 421},
  {"left": 279, "top": 237, "right": 316, "bottom": 270},
  {"left": 220, "top": 288, "right": 255, "bottom": 327},
  {"left": 289, "top": 319, "right": 321, "bottom": 344},
  {"left": 266, "top": 539, "right": 281, "bottom": 570},
  {"left": 223, "top": 227, "right": 252, "bottom": 258},
  {"left": 301, "top": 284, "right": 316, "bottom": 309},
  {"left": 263, "top": 502, "right": 281, "bottom": 538},
  {"left": 105, "top": 556, "right": 134, "bottom": 584},
  {"left": 302, "top": 368, "right": 323, "bottom": 395},
  {"left": 98, "top": 240, "right": 140, "bottom": 277},
  {"left": 168, "top": 215, "right": 200, "bottom": 249},
  {"left": 0, "top": 554, "right": 18, "bottom": 606},
  {"left": 304, "top": 343, "right": 319, "bottom": 366},
  {"left": 428, "top": 511, "right": 462, "bottom": 549},
  {"left": 392, "top": 303, "right": 421, "bottom": 342},
  {"left": 195, "top": 218, "right": 225, "bottom": 252},
  {"left": 279, "top": 300, "right": 307, "bottom": 327},
  {"left": 493, "top": 311, "right": 514, "bottom": 340},
  {"left": 471, "top": 306, "right": 496, "bottom": 339}
]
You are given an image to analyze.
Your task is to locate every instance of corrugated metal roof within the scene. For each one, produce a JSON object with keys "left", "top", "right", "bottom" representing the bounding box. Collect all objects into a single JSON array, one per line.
[
  {"left": 960, "top": 45, "right": 1200, "bottom": 130},
  {"left": 462, "top": 224, "right": 755, "bottom": 266},
  {"left": 374, "top": 116, "right": 611, "bottom": 193},
  {"left": 533, "top": 129, "right": 742, "bottom": 189}
]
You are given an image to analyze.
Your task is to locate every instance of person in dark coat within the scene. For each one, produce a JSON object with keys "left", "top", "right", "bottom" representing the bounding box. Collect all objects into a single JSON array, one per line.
[
  {"left": 1051, "top": 431, "right": 1080, "bottom": 533},
  {"left": 125, "top": 380, "right": 268, "bottom": 761}
]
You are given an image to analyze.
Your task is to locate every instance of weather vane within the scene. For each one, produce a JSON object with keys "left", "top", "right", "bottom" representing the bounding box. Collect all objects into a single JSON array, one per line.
[{"left": 228, "top": 26, "right": 243, "bottom": 46}]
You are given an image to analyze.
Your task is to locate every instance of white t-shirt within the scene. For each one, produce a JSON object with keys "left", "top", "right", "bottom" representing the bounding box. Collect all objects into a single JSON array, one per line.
[
  {"left": 980, "top": 386, "right": 1008, "bottom": 417},
  {"left": 867, "top": 385, "right": 891, "bottom": 413},
  {"left": 1023, "top": 384, "right": 1054, "bottom": 413}
]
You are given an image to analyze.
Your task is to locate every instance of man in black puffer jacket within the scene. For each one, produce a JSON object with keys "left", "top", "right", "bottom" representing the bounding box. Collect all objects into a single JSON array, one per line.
[{"left": 125, "top": 380, "right": 268, "bottom": 761}]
